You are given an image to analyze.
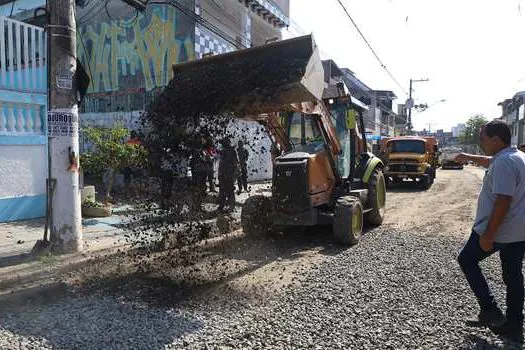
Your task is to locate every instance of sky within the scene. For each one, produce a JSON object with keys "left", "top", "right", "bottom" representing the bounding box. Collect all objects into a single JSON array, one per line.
[{"left": 284, "top": 0, "right": 525, "bottom": 132}]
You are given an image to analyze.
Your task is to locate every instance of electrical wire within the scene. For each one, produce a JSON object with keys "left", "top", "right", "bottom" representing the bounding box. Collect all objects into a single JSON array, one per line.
[
  {"left": 335, "top": 0, "right": 408, "bottom": 96},
  {"left": 78, "top": 1, "right": 107, "bottom": 24},
  {"left": 172, "top": 0, "right": 241, "bottom": 48},
  {"left": 75, "top": 11, "right": 94, "bottom": 91},
  {"left": 148, "top": 0, "right": 241, "bottom": 49},
  {"left": 170, "top": 0, "right": 406, "bottom": 127},
  {"left": 77, "top": 0, "right": 103, "bottom": 21},
  {"left": 105, "top": 0, "right": 140, "bottom": 27},
  {"left": 9, "top": 0, "right": 16, "bottom": 17},
  {"left": 200, "top": 7, "right": 251, "bottom": 46}
]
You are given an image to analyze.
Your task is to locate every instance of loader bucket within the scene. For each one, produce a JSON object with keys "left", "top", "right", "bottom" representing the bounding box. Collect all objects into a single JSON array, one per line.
[{"left": 163, "top": 34, "right": 325, "bottom": 117}]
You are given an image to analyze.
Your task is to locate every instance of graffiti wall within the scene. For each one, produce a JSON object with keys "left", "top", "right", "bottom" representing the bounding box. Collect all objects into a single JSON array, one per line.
[{"left": 77, "top": 0, "right": 195, "bottom": 112}]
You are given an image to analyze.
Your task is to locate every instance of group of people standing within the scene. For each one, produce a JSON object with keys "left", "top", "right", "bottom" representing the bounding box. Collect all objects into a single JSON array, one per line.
[{"left": 160, "top": 136, "right": 250, "bottom": 213}]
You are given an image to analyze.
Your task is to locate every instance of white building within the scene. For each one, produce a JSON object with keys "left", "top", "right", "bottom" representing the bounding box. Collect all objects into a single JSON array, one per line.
[{"left": 451, "top": 123, "right": 466, "bottom": 138}]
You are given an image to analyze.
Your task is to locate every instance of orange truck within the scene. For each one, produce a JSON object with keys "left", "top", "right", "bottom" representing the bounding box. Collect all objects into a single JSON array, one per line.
[{"left": 379, "top": 136, "right": 439, "bottom": 189}]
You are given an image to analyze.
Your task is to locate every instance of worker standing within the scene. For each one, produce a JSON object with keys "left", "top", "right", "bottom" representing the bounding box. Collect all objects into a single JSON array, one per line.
[
  {"left": 218, "top": 138, "right": 238, "bottom": 212},
  {"left": 236, "top": 140, "right": 249, "bottom": 194}
]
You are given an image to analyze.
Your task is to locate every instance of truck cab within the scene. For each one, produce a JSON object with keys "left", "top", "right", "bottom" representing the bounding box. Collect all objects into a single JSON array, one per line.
[{"left": 380, "top": 136, "right": 439, "bottom": 189}]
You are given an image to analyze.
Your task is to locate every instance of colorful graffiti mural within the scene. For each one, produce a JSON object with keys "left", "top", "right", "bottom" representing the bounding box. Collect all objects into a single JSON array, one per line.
[{"left": 77, "top": 4, "right": 194, "bottom": 94}]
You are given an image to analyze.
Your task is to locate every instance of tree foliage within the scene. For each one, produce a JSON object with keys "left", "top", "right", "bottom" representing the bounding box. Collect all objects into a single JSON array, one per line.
[
  {"left": 459, "top": 114, "right": 488, "bottom": 145},
  {"left": 82, "top": 125, "right": 147, "bottom": 202}
]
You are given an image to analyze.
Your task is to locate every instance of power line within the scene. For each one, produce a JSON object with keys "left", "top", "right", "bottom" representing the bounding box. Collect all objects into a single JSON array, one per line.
[
  {"left": 200, "top": 7, "right": 251, "bottom": 46},
  {"left": 9, "top": 0, "right": 16, "bottom": 17},
  {"left": 76, "top": 18, "right": 94, "bottom": 91},
  {"left": 170, "top": 0, "right": 242, "bottom": 49},
  {"left": 146, "top": 0, "right": 242, "bottom": 50},
  {"left": 335, "top": 0, "right": 407, "bottom": 96},
  {"left": 78, "top": 0, "right": 107, "bottom": 24},
  {"left": 105, "top": 0, "right": 139, "bottom": 27}
]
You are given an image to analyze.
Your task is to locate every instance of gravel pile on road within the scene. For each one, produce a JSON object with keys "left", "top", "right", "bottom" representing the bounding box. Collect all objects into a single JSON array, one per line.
[{"left": 0, "top": 228, "right": 520, "bottom": 349}]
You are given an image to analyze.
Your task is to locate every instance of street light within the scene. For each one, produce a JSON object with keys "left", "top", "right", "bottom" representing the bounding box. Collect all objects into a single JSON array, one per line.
[
  {"left": 406, "top": 78, "right": 429, "bottom": 133},
  {"left": 414, "top": 98, "right": 447, "bottom": 113},
  {"left": 414, "top": 98, "right": 446, "bottom": 113}
]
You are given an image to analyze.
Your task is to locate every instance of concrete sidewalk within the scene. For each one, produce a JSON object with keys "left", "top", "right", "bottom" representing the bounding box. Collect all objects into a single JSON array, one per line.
[
  {"left": 0, "top": 208, "right": 128, "bottom": 261},
  {"left": 0, "top": 182, "right": 272, "bottom": 293}
]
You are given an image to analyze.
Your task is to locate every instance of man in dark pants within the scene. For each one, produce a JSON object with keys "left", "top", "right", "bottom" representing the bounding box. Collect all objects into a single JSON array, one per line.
[
  {"left": 190, "top": 138, "right": 209, "bottom": 212},
  {"left": 236, "top": 140, "right": 249, "bottom": 194},
  {"left": 218, "top": 139, "right": 238, "bottom": 212},
  {"left": 159, "top": 149, "right": 174, "bottom": 210},
  {"left": 204, "top": 136, "right": 217, "bottom": 192},
  {"left": 455, "top": 120, "right": 525, "bottom": 343}
]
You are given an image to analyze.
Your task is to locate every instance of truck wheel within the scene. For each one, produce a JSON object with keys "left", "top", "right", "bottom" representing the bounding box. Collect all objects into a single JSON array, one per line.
[
  {"left": 419, "top": 174, "right": 431, "bottom": 190},
  {"left": 241, "top": 195, "right": 272, "bottom": 238},
  {"left": 333, "top": 197, "right": 363, "bottom": 246},
  {"left": 365, "top": 168, "right": 386, "bottom": 226}
]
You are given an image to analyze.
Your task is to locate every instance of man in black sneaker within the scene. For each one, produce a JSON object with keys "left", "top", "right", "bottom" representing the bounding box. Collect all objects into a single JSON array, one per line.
[{"left": 455, "top": 120, "right": 525, "bottom": 344}]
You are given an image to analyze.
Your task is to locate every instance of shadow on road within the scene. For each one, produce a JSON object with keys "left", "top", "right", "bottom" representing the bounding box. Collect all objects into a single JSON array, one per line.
[
  {"left": 0, "top": 218, "right": 44, "bottom": 230},
  {"left": 463, "top": 333, "right": 521, "bottom": 350},
  {"left": 0, "top": 288, "right": 203, "bottom": 349},
  {"left": 387, "top": 182, "right": 428, "bottom": 193},
  {"left": 0, "top": 253, "right": 35, "bottom": 268},
  {"left": 68, "top": 223, "right": 372, "bottom": 310}
]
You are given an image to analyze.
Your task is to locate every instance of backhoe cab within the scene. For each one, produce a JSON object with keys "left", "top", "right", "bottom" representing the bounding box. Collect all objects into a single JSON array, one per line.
[{"left": 165, "top": 34, "right": 386, "bottom": 245}]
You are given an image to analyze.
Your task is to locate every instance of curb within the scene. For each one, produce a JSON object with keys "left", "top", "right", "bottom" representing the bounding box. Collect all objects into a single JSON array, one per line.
[{"left": 0, "top": 216, "right": 245, "bottom": 300}]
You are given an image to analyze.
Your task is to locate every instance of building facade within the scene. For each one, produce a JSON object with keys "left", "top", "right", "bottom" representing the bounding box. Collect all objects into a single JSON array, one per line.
[
  {"left": 451, "top": 123, "right": 466, "bottom": 138},
  {"left": 498, "top": 92, "right": 525, "bottom": 147},
  {"left": 1, "top": 0, "right": 289, "bottom": 129},
  {"left": 340, "top": 68, "right": 398, "bottom": 138},
  {"left": 0, "top": 0, "right": 290, "bottom": 221},
  {"left": 0, "top": 17, "right": 48, "bottom": 222}
]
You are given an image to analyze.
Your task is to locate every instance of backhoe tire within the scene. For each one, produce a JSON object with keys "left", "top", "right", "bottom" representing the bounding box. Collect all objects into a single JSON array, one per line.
[
  {"left": 241, "top": 195, "right": 272, "bottom": 238},
  {"left": 333, "top": 197, "right": 363, "bottom": 246},
  {"left": 365, "top": 168, "right": 386, "bottom": 226}
]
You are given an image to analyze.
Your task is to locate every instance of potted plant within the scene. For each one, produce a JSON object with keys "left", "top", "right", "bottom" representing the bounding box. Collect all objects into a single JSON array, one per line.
[
  {"left": 81, "top": 125, "right": 147, "bottom": 217},
  {"left": 81, "top": 199, "right": 113, "bottom": 218}
]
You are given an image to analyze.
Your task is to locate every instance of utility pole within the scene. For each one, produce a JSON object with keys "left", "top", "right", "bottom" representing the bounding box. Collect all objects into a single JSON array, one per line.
[
  {"left": 406, "top": 78, "right": 429, "bottom": 134},
  {"left": 47, "top": 0, "right": 82, "bottom": 253}
]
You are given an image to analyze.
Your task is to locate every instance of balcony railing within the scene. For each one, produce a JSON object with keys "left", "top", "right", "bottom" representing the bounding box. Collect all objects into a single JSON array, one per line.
[
  {"left": 0, "top": 17, "right": 47, "bottom": 93},
  {"left": 238, "top": 0, "right": 289, "bottom": 27},
  {"left": 0, "top": 102, "right": 45, "bottom": 135},
  {"left": 0, "top": 17, "right": 47, "bottom": 138}
]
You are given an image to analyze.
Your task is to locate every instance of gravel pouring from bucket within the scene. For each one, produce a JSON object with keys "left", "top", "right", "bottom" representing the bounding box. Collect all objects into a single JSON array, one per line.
[{"left": 157, "top": 34, "right": 325, "bottom": 118}]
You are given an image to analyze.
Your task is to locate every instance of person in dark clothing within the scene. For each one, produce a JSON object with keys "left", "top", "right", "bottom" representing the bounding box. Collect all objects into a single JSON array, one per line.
[
  {"left": 190, "top": 138, "right": 208, "bottom": 211},
  {"left": 204, "top": 137, "right": 217, "bottom": 192},
  {"left": 236, "top": 140, "right": 249, "bottom": 194},
  {"left": 159, "top": 149, "right": 174, "bottom": 210},
  {"left": 270, "top": 142, "right": 281, "bottom": 165},
  {"left": 123, "top": 130, "right": 142, "bottom": 194},
  {"left": 218, "top": 139, "right": 238, "bottom": 212}
]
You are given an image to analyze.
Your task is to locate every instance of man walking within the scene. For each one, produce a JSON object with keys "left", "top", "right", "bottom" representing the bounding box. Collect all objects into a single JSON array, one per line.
[{"left": 455, "top": 120, "right": 525, "bottom": 343}]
